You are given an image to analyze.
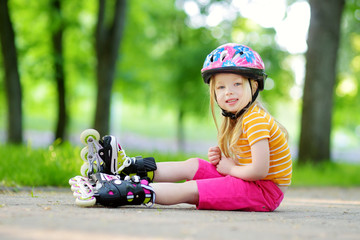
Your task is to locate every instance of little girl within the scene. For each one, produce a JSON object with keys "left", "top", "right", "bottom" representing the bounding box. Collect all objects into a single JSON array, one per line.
[
  {"left": 150, "top": 43, "right": 292, "bottom": 211},
  {"left": 72, "top": 43, "right": 292, "bottom": 211}
]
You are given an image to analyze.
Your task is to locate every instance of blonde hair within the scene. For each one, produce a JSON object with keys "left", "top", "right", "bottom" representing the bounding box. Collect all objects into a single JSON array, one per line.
[{"left": 209, "top": 76, "right": 288, "bottom": 160}]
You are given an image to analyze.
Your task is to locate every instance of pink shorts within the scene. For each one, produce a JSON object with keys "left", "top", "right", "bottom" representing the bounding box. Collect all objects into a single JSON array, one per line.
[{"left": 193, "top": 159, "right": 284, "bottom": 212}]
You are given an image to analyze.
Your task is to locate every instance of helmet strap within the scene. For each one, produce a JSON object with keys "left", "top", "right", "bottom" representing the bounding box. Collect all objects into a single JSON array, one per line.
[{"left": 221, "top": 105, "right": 249, "bottom": 120}]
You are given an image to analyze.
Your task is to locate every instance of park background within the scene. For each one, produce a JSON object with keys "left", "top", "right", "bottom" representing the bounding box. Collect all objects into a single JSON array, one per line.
[{"left": 0, "top": 0, "right": 359, "bottom": 187}]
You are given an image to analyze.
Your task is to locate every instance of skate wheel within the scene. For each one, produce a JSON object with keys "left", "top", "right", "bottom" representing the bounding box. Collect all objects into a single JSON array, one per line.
[
  {"left": 69, "top": 177, "right": 78, "bottom": 186},
  {"left": 80, "top": 147, "right": 89, "bottom": 162},
  {"left": 69, "top": 175, "right": 89, "bottom": 185},
  {"left": 80, "top": 162, "right": 98, "bottom": 177},
  {"left": 76, "top": 196, "right": 96, "bottom": 207},
  {"left": 73, "top": 190, "right": 82, "bottom": 198},
  {"left": 80, "top": 129, "right": 100, "bottom": 145},
  {"left": 71, "top": 184, "right": 81, "bottom": 192},
  {"left": 80, "top": 163, "right": 90, "bottom": 177}
]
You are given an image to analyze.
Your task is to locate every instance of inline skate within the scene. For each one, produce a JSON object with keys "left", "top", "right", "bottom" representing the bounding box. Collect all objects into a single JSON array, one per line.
[
  {"left": 69, "top": 129, "right": 158, "bottom": 207},
  {"left": 69, "top": 173, "right": 155, "bottom": 207},
  {"left": 78, "top": 129, "right": 157, "bottom": 181}
]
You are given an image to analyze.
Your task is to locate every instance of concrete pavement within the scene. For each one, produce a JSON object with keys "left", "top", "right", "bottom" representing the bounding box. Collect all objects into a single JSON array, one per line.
[{"left": 0, "top": 187, "right": 359, "bottom": 240}]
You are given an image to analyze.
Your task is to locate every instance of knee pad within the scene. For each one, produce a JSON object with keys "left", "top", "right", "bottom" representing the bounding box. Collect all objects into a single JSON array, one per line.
[
  {"left": 94, "top": 173, "right": 155, "bottom": 207},
  {"left": 119, "top": 156, "right": 157, "bottom": 182}
]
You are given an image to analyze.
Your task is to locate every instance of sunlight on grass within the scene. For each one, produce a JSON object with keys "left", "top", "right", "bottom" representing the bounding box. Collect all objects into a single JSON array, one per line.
[
  {"left": 0, "top": 142, "right": 82, "bottom": 187},
  {"left": 1, "top": 143, "right": 359, "bottom": 187},
  {"left": 292, "top": 161, "right": 360, "bottom": 187}
]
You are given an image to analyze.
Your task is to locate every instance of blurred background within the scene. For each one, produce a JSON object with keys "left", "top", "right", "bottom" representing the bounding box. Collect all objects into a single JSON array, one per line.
[{"left": 0, "top": 0, "right": 359, "bottom": 166}]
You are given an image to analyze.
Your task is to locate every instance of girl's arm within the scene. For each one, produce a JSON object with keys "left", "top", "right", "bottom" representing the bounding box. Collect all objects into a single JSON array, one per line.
[{"left": 216, "top": 139, "right": 270, "bottom": 181}]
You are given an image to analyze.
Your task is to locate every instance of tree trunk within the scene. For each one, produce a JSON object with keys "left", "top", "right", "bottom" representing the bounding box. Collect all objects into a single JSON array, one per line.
[
  {"left": 177, "top": 108, "right": 185, "bottom": 152},
  {"left": 298, "top": 0, "right": 345, "bottom": 164},
  {"left": 0, "top": 0, "right": 23, "bottom": 144},
  {"left": 94, "top": 0, "right": 127, "bottom": 136},
  {"left": 51, "top": 0, "right": 67, "bottom": 142}
]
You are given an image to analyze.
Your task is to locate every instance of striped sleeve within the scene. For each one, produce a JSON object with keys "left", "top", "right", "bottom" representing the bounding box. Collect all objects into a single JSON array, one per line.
[{"left": 243, "top": 111, "right": 270, "bottom": 146}]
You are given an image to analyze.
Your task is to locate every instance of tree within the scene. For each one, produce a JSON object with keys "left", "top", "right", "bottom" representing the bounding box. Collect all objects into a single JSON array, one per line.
[
  {"left": 0, "top": 0, "right": 23, "bottom": 144},
  {"left": 94, "top": 0, "right": 127, "bottom": 136},
  {"left": 51, "top": 0, "right": 67, "bottom": 142},
  {"left": 298, "top": 0, "right": 345, "bottom": 164},
  {"left": 165, "top": 24, "right": 217, "bottom": 151},
  {"left": 115, "top": 0, "right": 291, "bottom": 151},
  {"left": 117, "top": 0, "right": 219, "bottom": 151},
  {"left": 333, "top": 0, "right": 360, "bottom": 134}
]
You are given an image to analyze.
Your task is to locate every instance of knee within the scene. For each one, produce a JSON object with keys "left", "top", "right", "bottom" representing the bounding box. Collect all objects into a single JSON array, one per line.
[
  {"left": 184, "top": 158, "right": 199, "bottom": 178},
  {"left": 185, "top": 158, "right": 199, "bottom": 167}
]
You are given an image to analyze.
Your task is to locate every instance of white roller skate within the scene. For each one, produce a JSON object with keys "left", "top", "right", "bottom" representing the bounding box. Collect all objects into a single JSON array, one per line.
[
  {"left": 69, "top": 173, "right": 155, "bottom": 208},
  {"left": 79, "top": 129, "right": 126, "bottom": 178},
  {"left": 68, "top": 175, "right": 96, "bottom": 207},
  {"left": 79, "top": 129, "right": 157, "bottom": 182},
  {"left": 70, "top": 129, "right": 158, "bottom": 207}
]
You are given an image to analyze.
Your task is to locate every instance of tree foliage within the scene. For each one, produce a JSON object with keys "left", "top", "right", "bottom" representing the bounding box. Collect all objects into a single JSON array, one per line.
[
  {"left": 0, "top": 0, "right": 359, "bottom": 163},
  {"left": 334, "top": 0, "right": 360, "bottom": 133},
  {"left": 116, "top": 0, "right": 220, "bottom": 150}
]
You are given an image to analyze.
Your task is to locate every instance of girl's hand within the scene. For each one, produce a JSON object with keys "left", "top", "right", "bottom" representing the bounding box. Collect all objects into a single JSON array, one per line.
[
  {"left": 208, "top": 146, "right": 221, "bottom": 165},
  {"left": 216, "top": 156, "right": 236, "bottom": 175},
  {"left": 215, "top": 139, "right": 270, "bottom": 180}
]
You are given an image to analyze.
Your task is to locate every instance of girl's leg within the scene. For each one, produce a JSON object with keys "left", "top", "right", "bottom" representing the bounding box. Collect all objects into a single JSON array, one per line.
[
  {"left": 153, "top": 158, "right": 199, "bottom": 182},
  {"left": 151, "top": 181, "right": 199, "bottom": 205}
]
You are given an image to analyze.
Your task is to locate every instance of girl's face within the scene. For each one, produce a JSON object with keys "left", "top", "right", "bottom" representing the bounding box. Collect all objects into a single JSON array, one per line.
[{"left": 213, "top": 73, "right": 252, "bottom": 114}]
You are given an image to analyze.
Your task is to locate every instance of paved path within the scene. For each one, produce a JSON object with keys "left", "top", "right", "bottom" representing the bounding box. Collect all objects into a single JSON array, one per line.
[{"left": 0, "top": 187, "right": 359, "bottom": 240}]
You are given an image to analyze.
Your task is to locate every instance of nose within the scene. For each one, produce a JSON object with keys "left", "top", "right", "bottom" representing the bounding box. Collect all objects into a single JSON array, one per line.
[{"left": 225, "top": 87, "right": 233, "bottom": 95}]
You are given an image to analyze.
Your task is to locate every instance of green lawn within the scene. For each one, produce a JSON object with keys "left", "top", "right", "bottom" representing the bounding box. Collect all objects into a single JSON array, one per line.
[{"left": 1, "top": 142, "right": 359, "bottom": 187}]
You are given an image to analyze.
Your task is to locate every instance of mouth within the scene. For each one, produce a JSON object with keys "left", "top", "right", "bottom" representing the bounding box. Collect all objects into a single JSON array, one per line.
[{"left": 226, "top": 98, "right": 238, "bottom": 104}]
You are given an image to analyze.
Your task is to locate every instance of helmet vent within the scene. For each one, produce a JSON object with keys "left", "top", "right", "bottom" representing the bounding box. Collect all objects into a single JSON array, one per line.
[
  {"left": 232, "top": 51, "right": 243, "bottom": 61},
  {"left": 220, "top": 50, "right": 228, "bottom": 61},
  {"left": 232, "top": 53, "right": 240, "bottom": 60}
]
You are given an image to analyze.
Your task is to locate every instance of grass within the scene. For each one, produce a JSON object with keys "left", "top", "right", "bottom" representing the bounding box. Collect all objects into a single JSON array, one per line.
[
  {"left": 291, "top": 161, "right": 360, "bottom": 187},
  {"left": 0, "top": 141, "right": 81, "bottom": 187},
  {"left": 0, "top": 142, "right": 359, "bottom": 187},
  {"left": 0, "top": 142, "right": 196, "bottom": 187}
]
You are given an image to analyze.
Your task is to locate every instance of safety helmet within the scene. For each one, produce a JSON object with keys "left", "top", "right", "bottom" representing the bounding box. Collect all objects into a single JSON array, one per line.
[{"left": 201, "top": 43, "right": 267, "bottom": 90}]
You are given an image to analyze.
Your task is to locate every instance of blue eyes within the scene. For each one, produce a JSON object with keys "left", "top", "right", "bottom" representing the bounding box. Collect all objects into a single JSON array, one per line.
[{"left": 217, "top": 82, "right": 242, "bottom": 89}]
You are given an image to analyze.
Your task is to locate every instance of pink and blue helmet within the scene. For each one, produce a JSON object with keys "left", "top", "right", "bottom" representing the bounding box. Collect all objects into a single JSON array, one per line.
[{"left": 201, "top": 43, "right": 267, "bottom": 90}]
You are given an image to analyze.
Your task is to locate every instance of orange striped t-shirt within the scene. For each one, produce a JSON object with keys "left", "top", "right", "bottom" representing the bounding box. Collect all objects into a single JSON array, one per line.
[{"left": 236, "top": 104, "right": 292, "bottom": 186}]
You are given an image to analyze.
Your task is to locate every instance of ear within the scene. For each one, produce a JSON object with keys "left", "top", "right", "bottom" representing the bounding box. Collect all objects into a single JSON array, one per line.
[{"left": 251, "top": 80, "right": 258, "bottom": 94}]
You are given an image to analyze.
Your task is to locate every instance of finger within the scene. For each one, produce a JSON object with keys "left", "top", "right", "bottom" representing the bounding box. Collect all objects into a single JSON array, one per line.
[
  {"left": 209, "top": 156, "right": 218, "bottom": 163},
  {"left": 209, "top": 146, "right": 220, "bottom": 152},
  {"left": 210, "top": 159, "right": 219, "bottom": 166},
  {"left": 208, "top": 152, "right": 219, "bottom": 158},
  {"left": 209, "top": 151, "right": 220, "bottom": 158}
]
